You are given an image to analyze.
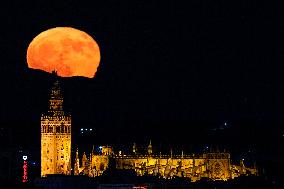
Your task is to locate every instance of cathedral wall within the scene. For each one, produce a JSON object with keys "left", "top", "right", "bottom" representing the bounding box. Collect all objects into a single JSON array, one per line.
[
  {"left": 91, "top": 155, "right": 109, "bottom": 175},
  {"left": 114, "top": 156, "right": 208, "bottom": 180},
  {"left": 79, "top": 151, "right": 257, "bottom": 182},
  {"left": 207, "top": 158, "right": 230, "bottom": 181}
]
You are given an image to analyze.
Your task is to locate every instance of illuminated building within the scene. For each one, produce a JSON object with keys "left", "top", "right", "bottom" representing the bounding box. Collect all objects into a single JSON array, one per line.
[
  {"left": 22, "top": 155, "right": 28, "bottom": 183},
  {"left": 41, "top": 78, "right": 71, "bottom": 177},
  {"left": 76, "top": 143, "right": 258, "bottom": 182},
  {"left": 39, "top": 79, "right": 258, "bottom": 181}
]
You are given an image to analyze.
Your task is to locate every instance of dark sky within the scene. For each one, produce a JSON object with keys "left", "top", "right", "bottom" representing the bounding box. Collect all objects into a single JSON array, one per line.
[{"left": 0, "top": 1, "right": 284, "bottom": 154}]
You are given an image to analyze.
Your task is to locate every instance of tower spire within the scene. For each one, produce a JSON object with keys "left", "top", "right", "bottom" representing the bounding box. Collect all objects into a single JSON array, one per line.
[
  {"left": 74, "top": 148, "right": 79, "bottom": 175},
  {"left": 91, "top": 145, "right": 95, "bottom": 155},
  {"left": 82, "top": 152, "right": 87, "bottom": 168},
  {"left": 148, "top": 140, "right": 153, "bottom": 155},
  {"left": 133, "top": 142, "right": 137, "bottom": 154}
]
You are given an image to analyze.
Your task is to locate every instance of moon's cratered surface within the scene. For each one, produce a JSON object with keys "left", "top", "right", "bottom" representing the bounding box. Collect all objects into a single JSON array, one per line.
[{"left": 27, "top": 27, "right": 100, "bottom": 78}]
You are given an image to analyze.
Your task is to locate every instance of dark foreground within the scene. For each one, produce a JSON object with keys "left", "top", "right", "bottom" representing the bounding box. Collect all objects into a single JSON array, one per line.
[{"left": 1, "top": 174, "right": 283, "bottom": 189}]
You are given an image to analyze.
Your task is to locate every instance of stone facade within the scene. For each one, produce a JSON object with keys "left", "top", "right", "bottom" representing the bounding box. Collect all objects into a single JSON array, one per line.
[
  {"left": 76, "top": 145, "right": 258, "bottom": 182},
  {"left": 41, "top": 80, "right": 71, "bottom": 177}
]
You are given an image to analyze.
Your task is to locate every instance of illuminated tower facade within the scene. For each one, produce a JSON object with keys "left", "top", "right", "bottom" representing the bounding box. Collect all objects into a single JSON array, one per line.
[{"left": 41, "top": 79, "right": 71, "bottom": 177}]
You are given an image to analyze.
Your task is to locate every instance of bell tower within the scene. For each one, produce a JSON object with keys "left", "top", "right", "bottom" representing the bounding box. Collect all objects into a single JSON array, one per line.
[{"left": 41, "top": 77, "right": 71, "bottom": 177}]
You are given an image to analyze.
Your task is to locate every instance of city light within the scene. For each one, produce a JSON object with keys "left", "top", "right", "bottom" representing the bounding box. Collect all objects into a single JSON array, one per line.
[
  {"left": 80, "top": 128, "right": 93, "bottom": 134},
  {"left": 22, "top": 156, "right": 28, "bottom": 183}
]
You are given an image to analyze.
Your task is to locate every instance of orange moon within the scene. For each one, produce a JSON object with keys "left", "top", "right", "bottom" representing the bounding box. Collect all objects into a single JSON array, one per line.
[{"left": 27, "top": 27, "right": 100, "bottom": 78}]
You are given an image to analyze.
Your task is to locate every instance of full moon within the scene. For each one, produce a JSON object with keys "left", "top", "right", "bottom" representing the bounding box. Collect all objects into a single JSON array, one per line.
[{"left": 27, "top": 27, "right": 100, "bottom": 78}]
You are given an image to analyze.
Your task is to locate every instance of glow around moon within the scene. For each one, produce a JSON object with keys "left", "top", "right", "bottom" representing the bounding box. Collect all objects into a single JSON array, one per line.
[{"left": 27, "top": 27, "right": 101, "bottom": 78}]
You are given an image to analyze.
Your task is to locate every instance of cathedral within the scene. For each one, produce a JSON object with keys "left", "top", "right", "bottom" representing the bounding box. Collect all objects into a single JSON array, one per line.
[
  {"left": 74, "top": 144, "right": 258, "bottom": 182},
  {"left": 41, "top": 79, "right": 258, "bottom": 181}
]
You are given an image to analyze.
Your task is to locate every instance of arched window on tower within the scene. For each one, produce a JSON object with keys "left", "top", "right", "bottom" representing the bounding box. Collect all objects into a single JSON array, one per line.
[
  {"left": 56, "top": 126, "right": 60, "bottom": 133},
  {"left": 67, "top": 126, "right": 70, "bottom": 133},
  {"left": 61, "top": 123, "right": 65, "bottom": 133},
  {"left": 48, "top": 126, "right": 53, "bottom": 133}
]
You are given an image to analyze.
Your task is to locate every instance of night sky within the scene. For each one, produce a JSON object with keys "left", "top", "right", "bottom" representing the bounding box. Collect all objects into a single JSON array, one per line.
[{"left": 0, "top": 1, "right": 284, "bottom": 166}]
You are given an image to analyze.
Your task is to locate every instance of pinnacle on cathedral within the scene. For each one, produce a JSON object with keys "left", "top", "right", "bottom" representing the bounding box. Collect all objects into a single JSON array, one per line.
[
  {"left": 133, "top": 143, "right": 137, "bottom": 154},
  {"left": 148, "top": 140, "right": 153, "bottom": 155},
  {"left": 74, "top": 148, "right": 80, "bottom": 176}
]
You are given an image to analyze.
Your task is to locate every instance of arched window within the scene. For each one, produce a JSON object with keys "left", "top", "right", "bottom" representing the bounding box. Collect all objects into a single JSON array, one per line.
[
  {"left": 56, "top": 126, "right": 60, "bottom": 133},
  {"left": 61, "top": 124, "right": 65, "bottom": 133},
  {"left": 67, "top": 126, "right": 70, "bottom": 133},
  {"left": 48, "top": 126, "right": 53, "bottom": 133}
]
